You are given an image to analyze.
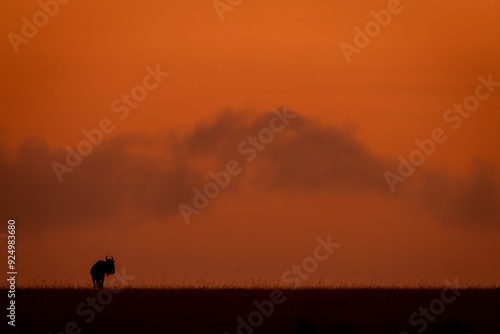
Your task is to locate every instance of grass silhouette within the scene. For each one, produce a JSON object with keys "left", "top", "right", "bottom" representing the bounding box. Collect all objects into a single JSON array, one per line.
[{"left": 2, "top": 281, "right": 500, "bottom": 333}]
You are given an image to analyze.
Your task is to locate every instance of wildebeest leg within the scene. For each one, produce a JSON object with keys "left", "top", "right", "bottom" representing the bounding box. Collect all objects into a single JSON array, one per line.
[{"left": 92, "top": 278, "right": 96, "bottom": 289}]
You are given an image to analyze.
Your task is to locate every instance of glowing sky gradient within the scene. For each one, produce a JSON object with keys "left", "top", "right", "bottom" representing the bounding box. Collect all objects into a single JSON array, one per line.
[{"left": 1, "top": 0, "right": 500, "bottom": 287}]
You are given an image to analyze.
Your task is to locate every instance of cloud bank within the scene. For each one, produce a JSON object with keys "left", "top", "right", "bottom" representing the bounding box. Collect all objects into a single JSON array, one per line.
[{"left": 1, "top": 110, "right": 498, "bottom": 233}]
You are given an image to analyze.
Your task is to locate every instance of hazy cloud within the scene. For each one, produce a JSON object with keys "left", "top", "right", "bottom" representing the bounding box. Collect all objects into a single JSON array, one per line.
[
  {"left": 420, "top": 159, "right": 500, "bottom": 228},
  {"left": 1, "top": 110, "right": 499, "bottom": 233}
]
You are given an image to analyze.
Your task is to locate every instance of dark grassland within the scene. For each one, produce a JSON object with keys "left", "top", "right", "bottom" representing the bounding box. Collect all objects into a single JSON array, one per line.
[{"left": 3, "top": 288, "right": 500, "bottom": 333}]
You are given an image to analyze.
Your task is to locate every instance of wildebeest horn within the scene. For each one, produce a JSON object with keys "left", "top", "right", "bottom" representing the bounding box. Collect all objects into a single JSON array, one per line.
[
  {"left": 105, "top": 255, "right": 108, "bottom": 260},
  {"left": 111, "top": 256, "right": 114, "bottom": 261}
]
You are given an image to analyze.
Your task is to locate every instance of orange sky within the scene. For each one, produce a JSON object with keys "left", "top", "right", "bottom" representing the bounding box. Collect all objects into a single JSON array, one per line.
[{"left": 1, "top": 0, "right": 500, "bottom": 287}]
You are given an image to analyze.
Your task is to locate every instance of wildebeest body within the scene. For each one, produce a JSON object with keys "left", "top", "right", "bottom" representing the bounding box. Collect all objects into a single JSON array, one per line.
[{"left": 90, "top": 256, "right": 115, "bottom": 289}]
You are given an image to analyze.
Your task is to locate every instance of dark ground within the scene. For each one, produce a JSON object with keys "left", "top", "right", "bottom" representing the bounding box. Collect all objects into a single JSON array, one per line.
[{"left": 2, "top": 288, "right": 500, "bottom": 334}]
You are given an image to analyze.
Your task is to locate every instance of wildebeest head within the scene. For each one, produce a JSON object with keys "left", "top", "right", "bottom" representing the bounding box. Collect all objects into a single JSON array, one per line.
[{"left": 105, "top": 255, "right": 115, "bottom": 275}]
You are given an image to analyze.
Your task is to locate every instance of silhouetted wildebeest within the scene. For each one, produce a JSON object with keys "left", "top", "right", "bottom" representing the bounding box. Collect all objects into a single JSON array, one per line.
[{"left": 90, "top": 255, "right": 115, "bottom": 289}]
